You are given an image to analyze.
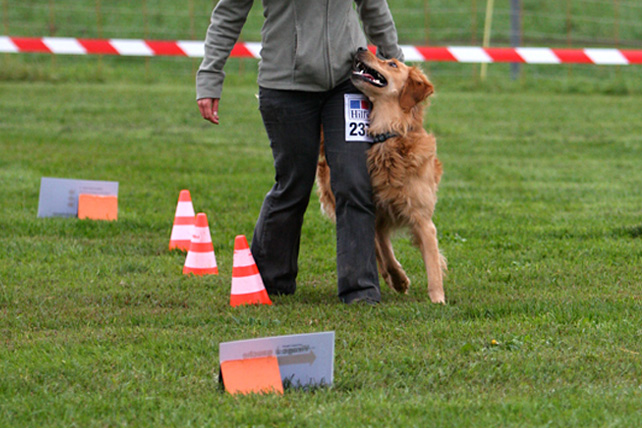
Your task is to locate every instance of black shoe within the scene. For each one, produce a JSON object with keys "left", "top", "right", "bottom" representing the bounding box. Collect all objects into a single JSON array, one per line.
[
  {"left": 346, "top": 296, "right": 379, "bottom": 306},
  {"left": 266, "top": 288, "right": 295, "bottom": 297}
]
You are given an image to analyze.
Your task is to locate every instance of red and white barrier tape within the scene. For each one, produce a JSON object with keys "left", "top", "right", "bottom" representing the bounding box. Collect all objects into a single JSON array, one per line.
[{"left": 2, "top": 36, "right": 642, "bottom": 65}]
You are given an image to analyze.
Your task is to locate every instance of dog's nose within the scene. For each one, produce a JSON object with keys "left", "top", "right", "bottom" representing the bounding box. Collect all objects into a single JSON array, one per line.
[{"left": 357, "top": 47, "right": 367, "bottom": 53}]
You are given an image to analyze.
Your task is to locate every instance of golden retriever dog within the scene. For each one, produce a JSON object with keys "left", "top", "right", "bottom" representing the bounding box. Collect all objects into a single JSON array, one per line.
[{"left": 317, "top": 49, "right": 446, "bottom": 304}]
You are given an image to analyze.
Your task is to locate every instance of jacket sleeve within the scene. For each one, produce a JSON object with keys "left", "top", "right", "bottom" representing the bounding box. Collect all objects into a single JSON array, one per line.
[
  {"left": 196, "top": 0, "right": 255, "bottom": 100},
  {"left": 355, "top": 0, "right": 405, "bottom": 62}
]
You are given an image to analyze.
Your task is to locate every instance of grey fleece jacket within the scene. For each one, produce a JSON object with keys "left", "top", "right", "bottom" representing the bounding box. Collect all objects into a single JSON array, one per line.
[{"left": 196, "top": 0, "right": 404, "bottom": 100}]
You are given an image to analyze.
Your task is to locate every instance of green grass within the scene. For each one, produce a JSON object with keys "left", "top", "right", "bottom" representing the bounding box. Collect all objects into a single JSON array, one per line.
[{"left": 1, "top": 71, "right": 642, "bottom": 426}]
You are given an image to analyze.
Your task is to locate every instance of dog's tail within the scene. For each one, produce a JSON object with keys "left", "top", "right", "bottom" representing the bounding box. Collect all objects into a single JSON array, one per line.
[{"left": 316, "top": 131, "right": 337, "bottom": 222}]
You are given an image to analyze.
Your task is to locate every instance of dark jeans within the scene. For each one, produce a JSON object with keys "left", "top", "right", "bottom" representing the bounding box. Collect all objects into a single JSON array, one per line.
[{"left": 251, "top": 80, "right": 380, "bottom": 304}]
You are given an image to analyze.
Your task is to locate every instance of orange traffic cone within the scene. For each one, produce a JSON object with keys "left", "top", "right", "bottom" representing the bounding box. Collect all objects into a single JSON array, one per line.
[
  {"left": 183, "top": 213, "right": 219, "bottom": 275},
  {"left": 169, "top": 190, "right": 196, "bottom": 251},
  {"left": 230, "top": 235, "right": 272, "bottom": 307}
]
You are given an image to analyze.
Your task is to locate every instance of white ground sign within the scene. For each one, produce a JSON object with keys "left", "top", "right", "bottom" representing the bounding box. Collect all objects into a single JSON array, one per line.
[
  {"left": 219, "top": 331, "right": 335, "bottom": 388},
  {"left": 37, "top": 177, "right": 118, "bottom": 218}
]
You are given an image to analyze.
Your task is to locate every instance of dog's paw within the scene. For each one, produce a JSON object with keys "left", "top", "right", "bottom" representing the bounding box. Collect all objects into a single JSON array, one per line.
[
  {"left": 429, "top": 291, "right": 446, "bottom": 304},
  {"left": 386, "top": 270, "right": 410, "bottom": 294}
]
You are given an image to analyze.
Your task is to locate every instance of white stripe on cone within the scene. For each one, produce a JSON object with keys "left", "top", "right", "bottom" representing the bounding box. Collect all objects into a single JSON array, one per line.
[
  {"left": 231, "top": 275, "right": 266, "bottom": 295},
  {"left": 184, "top": 250, "right": 217, "bottom": 270},
  {"left": 192, "top": 223, "right": 212, "bottom": 243},
  {"left": 174, "top": 200, "right": 195, "bottom": 217},
  {"left": 233, "top": 247, "right": 255, "bottom": 268},
  {"left": 169, "top": 224, "right": 194, "bottom": 241}
]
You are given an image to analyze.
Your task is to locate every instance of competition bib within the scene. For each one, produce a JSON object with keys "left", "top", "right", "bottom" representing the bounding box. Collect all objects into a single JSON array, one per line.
[{"left": 344, "top": 94, "right": 373, "bottom": 143}]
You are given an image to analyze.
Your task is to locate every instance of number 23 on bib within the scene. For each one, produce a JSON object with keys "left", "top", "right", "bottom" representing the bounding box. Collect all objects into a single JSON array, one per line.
[{"left": 344, "top": 94, "right": 373, "bottom": 143}]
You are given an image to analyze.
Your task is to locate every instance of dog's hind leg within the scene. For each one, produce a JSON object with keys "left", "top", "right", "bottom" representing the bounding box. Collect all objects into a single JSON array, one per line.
[
  {"left": 375, "top": 217, "right": 411, "bottom": 293},
  {"left": 411, "top": 218, "right": 446, "bottom": 304}
]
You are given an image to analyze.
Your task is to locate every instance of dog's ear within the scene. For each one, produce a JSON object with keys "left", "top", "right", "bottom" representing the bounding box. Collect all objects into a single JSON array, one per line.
[{"left": 399, "top": 67, "right": 434, "bottom": 111}]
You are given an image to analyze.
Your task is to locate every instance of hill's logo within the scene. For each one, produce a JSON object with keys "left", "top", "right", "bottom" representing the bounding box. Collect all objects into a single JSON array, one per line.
[{"left": 348, "top": 98, "right": 372, "bottom": 120}]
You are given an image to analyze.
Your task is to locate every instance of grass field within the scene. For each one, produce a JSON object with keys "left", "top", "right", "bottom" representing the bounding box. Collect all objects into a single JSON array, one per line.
[
  {"left": 3, "top": 2, "right": 642, "bottom": 425},
  {"left": 1, "top": 64, "right": 642, "bottom": 426}
]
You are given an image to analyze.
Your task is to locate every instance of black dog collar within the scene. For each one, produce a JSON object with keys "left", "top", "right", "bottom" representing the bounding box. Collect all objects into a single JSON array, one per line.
[{"left": 371, "top": 132, "right": 398, "bottom": 143}]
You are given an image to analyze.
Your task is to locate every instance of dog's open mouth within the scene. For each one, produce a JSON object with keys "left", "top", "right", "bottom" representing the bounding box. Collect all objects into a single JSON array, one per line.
[{"left": 352, "top": 60, "right": 388, "bottom": 88}]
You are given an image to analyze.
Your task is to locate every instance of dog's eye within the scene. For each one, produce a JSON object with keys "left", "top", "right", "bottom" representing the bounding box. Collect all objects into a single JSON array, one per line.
[{"left": 388, "top": 62, "right": 398, "bottom": 68}]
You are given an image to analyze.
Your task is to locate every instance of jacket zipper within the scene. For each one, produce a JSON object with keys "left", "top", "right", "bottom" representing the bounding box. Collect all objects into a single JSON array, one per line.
[{"left": 324, "top": 0, "right": 334, "bottom": 88}]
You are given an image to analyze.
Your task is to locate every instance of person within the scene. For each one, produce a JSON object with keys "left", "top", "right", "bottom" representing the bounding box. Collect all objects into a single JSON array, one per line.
[{"left": 196, "top": 0, "right": 404, "bottom": 304}]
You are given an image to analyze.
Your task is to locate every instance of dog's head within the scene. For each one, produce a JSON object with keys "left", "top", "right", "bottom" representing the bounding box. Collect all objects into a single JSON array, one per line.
[{"left": 351, "top": 49, "right": 434, "bottom": 111}]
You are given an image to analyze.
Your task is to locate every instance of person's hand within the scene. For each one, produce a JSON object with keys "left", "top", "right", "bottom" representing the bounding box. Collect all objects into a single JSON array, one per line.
[{"left": 197, "top": 98, "right": 220, "bottom": 125}]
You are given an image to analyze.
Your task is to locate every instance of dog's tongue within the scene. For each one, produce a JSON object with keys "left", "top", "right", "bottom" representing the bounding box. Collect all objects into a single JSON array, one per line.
[{"left": 354, "top": 69, "right": 375, "bottom": 81}]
